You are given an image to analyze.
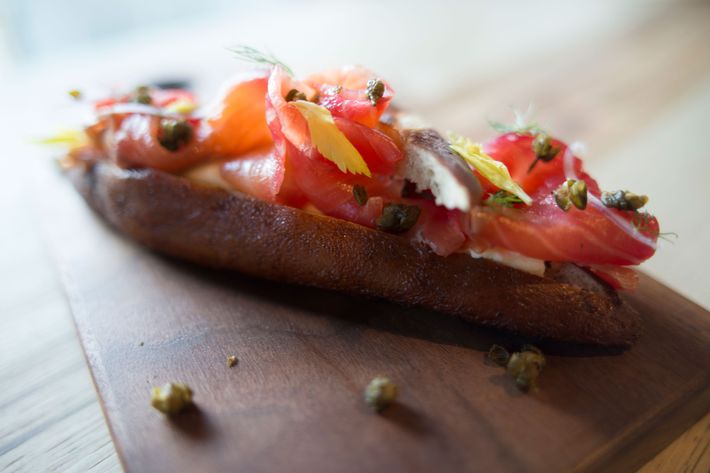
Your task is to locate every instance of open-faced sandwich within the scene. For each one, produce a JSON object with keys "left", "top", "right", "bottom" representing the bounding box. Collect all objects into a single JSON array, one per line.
[{"left": 56, "top": 49, "right": 662, "bottom": 347}]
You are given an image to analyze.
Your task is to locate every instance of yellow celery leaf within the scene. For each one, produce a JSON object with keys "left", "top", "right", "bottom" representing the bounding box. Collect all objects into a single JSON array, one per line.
[
  {"left": 164, "top": 98, "right": 198, "bottom": 115},
  {"left": 448, "top": 132, "right": 531, "bottom": 206},
  {"left": 35, "top": 129, "right": 88, "bottom": 149},
  {"left": 291, "top": 100, "right": 371, "bottom": 177}
]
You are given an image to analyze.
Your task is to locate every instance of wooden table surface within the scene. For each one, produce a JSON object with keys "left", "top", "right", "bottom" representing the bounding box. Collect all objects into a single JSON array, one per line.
[{"left": 1, "top": 0, "right": 709, "bottom": 471}]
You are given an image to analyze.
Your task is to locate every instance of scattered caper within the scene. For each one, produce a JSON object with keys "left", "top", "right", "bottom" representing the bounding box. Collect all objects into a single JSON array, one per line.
[
  {"left": 506, "top": 352, "right": 544, "bottom": 391},
  {"left": 529, "top": 132, "right": 560, "bottom": 172},
  {"left": 485, "top": 190, "right": 524, "bottom": 207},
  {"left": 488, "top": 344, "right": 546, "bottom": 392},
  {"left": 133, "top": 85, "right": 152, "bottom": 105},
  {"left": 366, "top": 79, "right": 385, "bottom": 107},
  {"left": 554, "top": 179, "right": 587, "bottom": 211},
  {"left": 285, "top": 89, "right": 307, "bottom": 102},
  {"left": 376, "top": 203, "right": 421, "bottom": 234},
  {"left": 158, "top": 119, "right": 193, "bottom": 151},
  {"left": 364, "top": 376, "right": 398, "bottom": 412},
  {"left": 569, "top": 179, "right": 588, "bottom": 210},
  {"left": 553, "top": 183, "right": 572, "bottom": 212},
  {"left": 353, "top": 185, "right": 368, "bottom": 206},
  {"left": 521, "top": 344, "right": 544, "bottom": 360},
  {"left": 601, "top": 190, "right": 649, "bottom": 211},
  {"left": 487, "top": 344, "right": 510, "bottom": 367},
  {"left": 151, "top": 382, "right": 193, "bottom": 415}
]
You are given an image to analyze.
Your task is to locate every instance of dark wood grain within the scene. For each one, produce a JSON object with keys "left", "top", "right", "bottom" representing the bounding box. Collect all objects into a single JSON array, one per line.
[{"left": 42, "top": 166, "right": 710, "bottom": 473}]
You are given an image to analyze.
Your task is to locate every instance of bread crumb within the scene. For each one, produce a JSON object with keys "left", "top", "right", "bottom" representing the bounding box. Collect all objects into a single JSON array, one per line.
[{"left": 227, "top": 355, "right": 238, "bottom": 368}]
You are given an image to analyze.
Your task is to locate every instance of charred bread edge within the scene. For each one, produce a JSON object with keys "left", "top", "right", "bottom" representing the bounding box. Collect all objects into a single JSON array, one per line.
[{"left": 65, "top": 160, "right": 641, "bottom": 346}]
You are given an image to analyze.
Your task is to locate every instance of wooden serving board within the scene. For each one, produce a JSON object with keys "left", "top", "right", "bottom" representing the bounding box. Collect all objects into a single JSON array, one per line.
[{"left": 42, "top": 170, "right": 709, "bottom": 473}]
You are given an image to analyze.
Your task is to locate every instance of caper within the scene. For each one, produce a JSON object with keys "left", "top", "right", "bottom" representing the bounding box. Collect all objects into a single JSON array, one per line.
[
  {"left": 569, "top": 179, "right": 588, "bottom": 210},
  {"left": 521, "top": 344, "right": 544, "bottom": 360},
  {"left": 624, "top": 192, "right": 649, "bottom": 210},
  {"left": 554, "top": 179, "right": 587, "bottom": 211},
  {"left": 376, "top": 203, "right": 421, "bottom": 234},
  {"left": 364, "top": 376, "right": 398, "bottom": 412},
  {"left": 158, "top": 119, "right": 193, "bottom": 151},
  {"left": 601, "top": 190, "right": 649, "bottom": 211},
  {"left": 506, "top": 350, "right": 545, "bottom": 392},
  {"left": 366, "top": 79, "right": 385, "bottom": 107},
  {"left": 553, "top": 183, "right": 572, "bottom": 212},
  {"left": 487, "top": 344, "right": 510, "bottom": 367},
  {"left": 353, "top": 185, "right": 368, "bottom": 206},
  {"left": 529, "top": 132, "right": 560, "bottom": 172},
  {"left": 151, "top": 382, "right": 193, "bottom": 415},
  {"left": 285, "top": 89, "right": 307, "bottom": 102},
  {"left": 133, "top": 85, "right": 152, "bottom": 105}
]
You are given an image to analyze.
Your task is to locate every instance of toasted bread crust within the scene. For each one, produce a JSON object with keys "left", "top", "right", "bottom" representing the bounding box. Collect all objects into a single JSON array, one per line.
[{"left": 66, "top": 160, "right": 640, "bottom": 346}]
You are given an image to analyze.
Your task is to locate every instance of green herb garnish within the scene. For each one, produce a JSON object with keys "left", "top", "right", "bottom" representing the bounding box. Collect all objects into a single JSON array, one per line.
[
  {"left": 68, "top": 89, "right": 82, "bottom": 100},
  {"left": 229, "top": 45, "right": 293, "bottom": 76},
  {"left": 485, "top": 190, "right": 524, "bottom": 208},
  {"left": 630, "top": 211, "right": 676, "bottom": 242},
  {"left": 488, "top": 107, "right": 543, "bottom": 135}
]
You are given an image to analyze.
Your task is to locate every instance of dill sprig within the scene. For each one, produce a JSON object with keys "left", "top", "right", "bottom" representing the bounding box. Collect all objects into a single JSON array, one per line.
[
  {"left": 228, "top": 45, "right": 293, "bottom": 76},
  {"left": 657, "top": 232, "right": 679, "bottom": 243},
  {"left": 488, "top": 106, "right": 544, "bottom": 135},
  {"left": 631, "top": 211, "right": 678, "bottom": 243},
  {"left": 485, "top": 190, "right": 524, "bottom": 208}
]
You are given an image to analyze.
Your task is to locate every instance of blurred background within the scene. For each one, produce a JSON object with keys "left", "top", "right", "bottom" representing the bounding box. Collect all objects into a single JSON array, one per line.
[{"left": 1, "top": 0, "right": 709, "bottom": 471}]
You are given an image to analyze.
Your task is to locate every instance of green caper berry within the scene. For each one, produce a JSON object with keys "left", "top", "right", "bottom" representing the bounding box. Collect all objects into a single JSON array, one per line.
[
  {"left": 624, "top": 192, "right": 649, "bottom": 210},
  {"left": 285, "top": 89, "right": 307, "bottom": 102},
  {"left": 529, "top": 133, "right": 560, "bottom": 172},
  {"left": 353, "top": 185, "right": 368, "bottom": 206},
  {"left": 506, "top": 351, "right": 544, "bottom": 392},
  {"left": 366, "top": 79, "right": 385, "bottom": 107},
  {"left": 602, "top": 190, "right": 648, "bottom": 211},
  {"left": 487, "top": 344, "right": 510, "bottom": 367},
  {"left": 553, "top": 184, "right": 572, "bottom": 212},
  {"left": 521, "top": 344, "right": 543, "bottom": 356},
  {"left": 364, "top": 376, "right": 398, "bottom": 412},
  {"left": 134, "top": 85, "right": 152, "bottom": 105},
  {"left": 376, "top": 203, "right": 421, "bottom": 234},
  {"left": 158, "top": 119, "right": 193, "bottom": 151},
  {"left": 569, "top": 179, "right": 588, "bottom": 210},
  {"left": 151, "top": 382, "right": 193, "bottom": 415},
  {"left": 520, "top": 345, "right": 546, "bottom": 368}
]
